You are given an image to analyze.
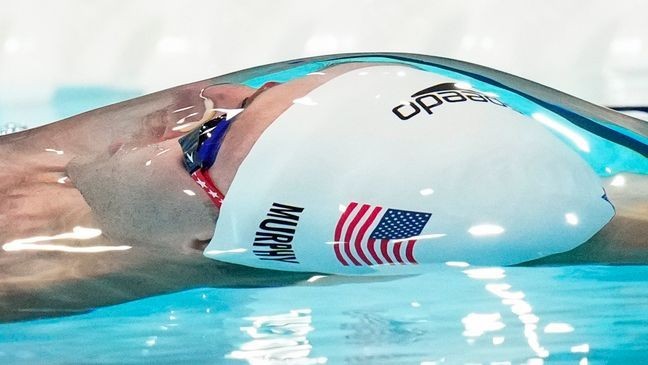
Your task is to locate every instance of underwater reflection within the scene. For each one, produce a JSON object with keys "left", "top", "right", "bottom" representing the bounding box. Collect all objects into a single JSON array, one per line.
[
  {"left": 2, "top": 226, "right": 131, "bottom": 253},
  {"left": 227, "top": 308, "right": 327, "bottom": 365},
  {"left": 450, "top": 263, "right": 591, "bottom": 364}
]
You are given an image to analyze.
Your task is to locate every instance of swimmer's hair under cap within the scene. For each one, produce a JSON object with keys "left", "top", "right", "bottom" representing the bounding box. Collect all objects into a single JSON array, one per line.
[{"left": 204, "top": 65, "right": 614, "bottom": 275}]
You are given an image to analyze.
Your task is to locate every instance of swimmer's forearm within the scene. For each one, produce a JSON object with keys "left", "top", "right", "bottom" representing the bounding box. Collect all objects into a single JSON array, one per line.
[
  {"left": 2, "top": 79, "right": 225, "bottom": 158},
  {"left": 54, "top": 82, "right": 212, "bottom": 152}
]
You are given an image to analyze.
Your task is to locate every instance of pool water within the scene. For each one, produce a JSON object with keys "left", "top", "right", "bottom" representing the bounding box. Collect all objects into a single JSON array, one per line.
[{"left": 2, "top": 264, "right": 648, "bottom": 364}]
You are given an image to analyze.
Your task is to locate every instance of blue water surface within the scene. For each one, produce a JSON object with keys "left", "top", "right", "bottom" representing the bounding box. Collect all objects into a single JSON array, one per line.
[{"left": 2, "top": 265, "right": 648, "bottom": 364}]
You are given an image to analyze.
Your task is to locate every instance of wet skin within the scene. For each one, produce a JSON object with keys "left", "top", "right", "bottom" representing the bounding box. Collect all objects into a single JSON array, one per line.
[
  {"left": 0, "top": 62, "right": 646, "bottom": 322},
  {"left": 0, "top": 63, "right": 368, "bottom": 322}
]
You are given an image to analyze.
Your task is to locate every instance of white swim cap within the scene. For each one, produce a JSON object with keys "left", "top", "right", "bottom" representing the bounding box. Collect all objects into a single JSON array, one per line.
[{"left": 204, "top": 65, "right": 615, "bottom": 274}]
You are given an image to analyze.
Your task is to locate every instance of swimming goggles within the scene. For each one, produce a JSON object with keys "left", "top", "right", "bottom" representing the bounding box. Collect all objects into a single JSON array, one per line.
[
  {"left": 178, "top": 81, "right": 281, "bottom": 208},
  {"left": 179, "top": 112, "right": 235, "bottom": 208}
]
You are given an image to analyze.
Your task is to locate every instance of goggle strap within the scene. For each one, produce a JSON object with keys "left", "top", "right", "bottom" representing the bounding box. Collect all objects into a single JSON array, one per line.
[{"left": 191, "top": 169, "right": 225, "bottom": 209}]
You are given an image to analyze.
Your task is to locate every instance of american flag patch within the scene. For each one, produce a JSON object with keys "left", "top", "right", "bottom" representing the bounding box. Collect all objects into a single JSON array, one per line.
[{"left": 333, "top": 202, "right": 432, "bottom": 266}]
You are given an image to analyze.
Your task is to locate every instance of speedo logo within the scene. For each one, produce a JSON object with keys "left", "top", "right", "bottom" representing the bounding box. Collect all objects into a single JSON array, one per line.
[{"left": 392, "top": 82, "right": 507, "bottom": 120}]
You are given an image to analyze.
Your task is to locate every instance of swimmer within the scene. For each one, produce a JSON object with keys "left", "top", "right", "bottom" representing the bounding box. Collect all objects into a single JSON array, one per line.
[{"left": 0, "top": 53, "right": 646, "bottom": 322}]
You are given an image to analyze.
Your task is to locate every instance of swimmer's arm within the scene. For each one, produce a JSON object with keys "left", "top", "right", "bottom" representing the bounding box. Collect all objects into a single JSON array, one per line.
[
  {"left": 63, "top": 63, "right": 373, "bottom": 244},
  {"left": 3, "top": 62, "right": 376, "bottom": 159},
  {"left": 63, "top": 62, "right": 377, "bottom": 250},
  {"left": 2, "top": 80, "right": 256, "bottom": 158}
]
